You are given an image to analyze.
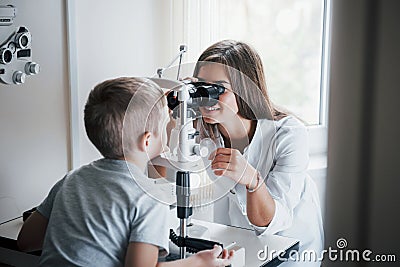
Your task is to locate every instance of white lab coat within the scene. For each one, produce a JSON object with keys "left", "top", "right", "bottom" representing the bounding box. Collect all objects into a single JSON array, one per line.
[{"left": 210, "top": 116, "right": 324, "bottom": 266}]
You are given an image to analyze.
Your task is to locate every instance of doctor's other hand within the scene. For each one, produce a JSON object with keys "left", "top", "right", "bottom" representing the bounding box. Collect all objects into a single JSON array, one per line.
[
  {"left": 210, "top": 148, "right": 258, "bottom": 189},
  {"left": 192, "top": 245, "right": 234, "bottom": 267}
]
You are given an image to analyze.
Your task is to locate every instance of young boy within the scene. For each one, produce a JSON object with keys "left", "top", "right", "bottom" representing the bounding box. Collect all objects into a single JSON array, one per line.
[{"left": 17, "top": 77, "right": 233, "bottom": 267}]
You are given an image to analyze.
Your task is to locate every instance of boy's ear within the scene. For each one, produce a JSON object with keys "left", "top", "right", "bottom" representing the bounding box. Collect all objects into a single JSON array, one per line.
[{"left": 138, "top": 132, "right": 151, "bottom": 152}]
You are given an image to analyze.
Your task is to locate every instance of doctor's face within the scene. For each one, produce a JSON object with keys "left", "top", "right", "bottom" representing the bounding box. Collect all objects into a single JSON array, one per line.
[{"left": 197, "top": 64, "right": 239, "bottom": 124}]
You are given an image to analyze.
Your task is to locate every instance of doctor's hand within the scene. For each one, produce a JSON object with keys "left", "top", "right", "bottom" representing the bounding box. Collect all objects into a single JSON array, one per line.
[{"left": 210, "top": 147, "right": 258, "bottom": 189}]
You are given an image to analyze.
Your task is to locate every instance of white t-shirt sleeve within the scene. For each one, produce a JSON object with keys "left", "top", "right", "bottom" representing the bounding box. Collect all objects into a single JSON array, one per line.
[
  {"left": 129, "top": 198, "right": 170, "bottom": 256},
  {"left": 252, "top": 121, "right": 309, "bottom": 236}
]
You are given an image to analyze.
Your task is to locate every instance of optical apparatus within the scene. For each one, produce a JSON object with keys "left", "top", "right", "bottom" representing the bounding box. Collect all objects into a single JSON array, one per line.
[{"left": 150, "top": 46, "right": 227, "bottom": 259}]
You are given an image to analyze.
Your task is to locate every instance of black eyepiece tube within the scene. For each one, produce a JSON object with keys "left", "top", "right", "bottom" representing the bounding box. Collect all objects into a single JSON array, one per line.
[
  {"left": 176, "top": 171, "right": 192, "bottom": 219},
  {"left": 167, "top": 82, "right": 225, "bottom": 110}
]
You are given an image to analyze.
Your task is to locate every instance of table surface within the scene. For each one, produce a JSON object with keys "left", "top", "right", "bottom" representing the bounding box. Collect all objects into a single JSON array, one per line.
[
  {"left": 0, "top": 216, "right": 299, "bottom": 267},
  {"left": 176, "top": 218, "right": 298, "bottom": 266},
  {"left": 0, "top": 218, "right": 23, "bottom": 240}
]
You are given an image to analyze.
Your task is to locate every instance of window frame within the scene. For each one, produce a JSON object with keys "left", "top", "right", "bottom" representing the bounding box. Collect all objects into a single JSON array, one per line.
[{"left": 308, "top": 0, "right": 331, "bottom": 157}]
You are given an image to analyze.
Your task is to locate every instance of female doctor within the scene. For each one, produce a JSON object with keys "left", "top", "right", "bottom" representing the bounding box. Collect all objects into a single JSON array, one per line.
[{"left": 192, "top": 40, "right": 324, "bottom": 266}]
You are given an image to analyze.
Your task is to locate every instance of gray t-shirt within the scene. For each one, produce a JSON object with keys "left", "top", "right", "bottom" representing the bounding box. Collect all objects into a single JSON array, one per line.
[{"left": 37, "top": 158, "right": 169, "bottom": 267}]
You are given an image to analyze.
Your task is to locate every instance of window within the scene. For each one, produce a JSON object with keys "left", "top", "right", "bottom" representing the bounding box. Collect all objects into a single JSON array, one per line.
[
  {"left": 167, "top": 0, "right": 330, "bottom": 154},
  {"left": 216, "top": 0, "right": 325, "bottom": 125}
]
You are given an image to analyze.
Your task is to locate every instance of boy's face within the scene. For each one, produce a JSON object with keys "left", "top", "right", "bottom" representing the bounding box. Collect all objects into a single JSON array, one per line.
[{"left": 147, "top": 105, "right": 170, "bottom": 159}]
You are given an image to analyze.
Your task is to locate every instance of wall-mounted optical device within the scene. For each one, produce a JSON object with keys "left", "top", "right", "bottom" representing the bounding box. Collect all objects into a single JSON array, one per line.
[{"left": 0, "top": 5, "right": 40, "bottom": 85}]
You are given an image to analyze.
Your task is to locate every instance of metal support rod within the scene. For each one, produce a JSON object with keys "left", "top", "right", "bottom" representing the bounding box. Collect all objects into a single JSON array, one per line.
[
  {"left": 179, "top": 218, "right": 187, "bottom": 258},
  {"left": 157, "top": 45, "right": 187, "bottom": 78},
  {"left": 178, "top": 99, "right": 188, "bottom": 162}
]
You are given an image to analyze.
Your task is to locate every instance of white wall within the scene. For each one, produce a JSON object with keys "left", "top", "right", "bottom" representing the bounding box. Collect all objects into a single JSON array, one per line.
[
  {"left": 74, "top": 0, "right": 170, "bottom": 166},
  {"left": 0, "top": 0, "right": 169, "bottom": 223},
  {"left": 0, "top": 0, "right": 70, "bottom": 222}
]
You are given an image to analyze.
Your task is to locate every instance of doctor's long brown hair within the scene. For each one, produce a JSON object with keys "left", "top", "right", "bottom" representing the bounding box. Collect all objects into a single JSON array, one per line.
[{"left": 193, "top": 40, "right": 288, "bottom": 139}]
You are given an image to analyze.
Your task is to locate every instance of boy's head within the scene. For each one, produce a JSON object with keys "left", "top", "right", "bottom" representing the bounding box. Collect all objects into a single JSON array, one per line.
[{"left": 84, "top": 77, "right": 168, "bottom": 160}]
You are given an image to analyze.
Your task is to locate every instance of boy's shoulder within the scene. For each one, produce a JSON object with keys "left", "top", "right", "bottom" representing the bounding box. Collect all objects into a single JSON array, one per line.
[
  {"left": 62, "top": 158, "right": 164, "bottom": 207},
  {"left": 65, "top": 158, "right": 146, "bottom": 194},
  {"left": 69, "top": 158, "right": 134, "bottom": 178}
]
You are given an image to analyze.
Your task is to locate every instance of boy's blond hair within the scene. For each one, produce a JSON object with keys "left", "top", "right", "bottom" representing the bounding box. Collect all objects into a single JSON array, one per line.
[{"left": 84, "top": 77, "right": 165, "bottom": 159}]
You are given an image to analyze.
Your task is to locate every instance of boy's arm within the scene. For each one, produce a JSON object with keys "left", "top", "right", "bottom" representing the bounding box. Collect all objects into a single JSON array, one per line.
[
  {"left": 17, "top": 176, "right": 66, "bottom": 252},
  {"left": 125, "top": 242, "right": 233, "bottom": 267},
  {"left": 124, "top": 242, "right": 158, "bottom": 267},
  {"left": 17, "top": 211, "right": 48, "bottom": 252}
]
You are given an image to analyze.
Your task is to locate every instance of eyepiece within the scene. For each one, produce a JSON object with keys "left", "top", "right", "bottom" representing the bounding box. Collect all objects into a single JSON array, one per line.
[
  {"left": 15, "top": 32, "right": 31, "bottom": 49},
  {"left": 166, "top": 82, "right": 225, "bottom": 110},
  {"left": 0, "top": 48, "right": 13, "bottom": 64}
]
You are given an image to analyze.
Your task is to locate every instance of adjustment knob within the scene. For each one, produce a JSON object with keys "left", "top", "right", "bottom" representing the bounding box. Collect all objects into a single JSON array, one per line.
[
  {"left": 13, "top": 71, "right": 26, "bottom": 84},
  {"left": 25, "top": 62, "right": 40, "bottom": 75}
]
